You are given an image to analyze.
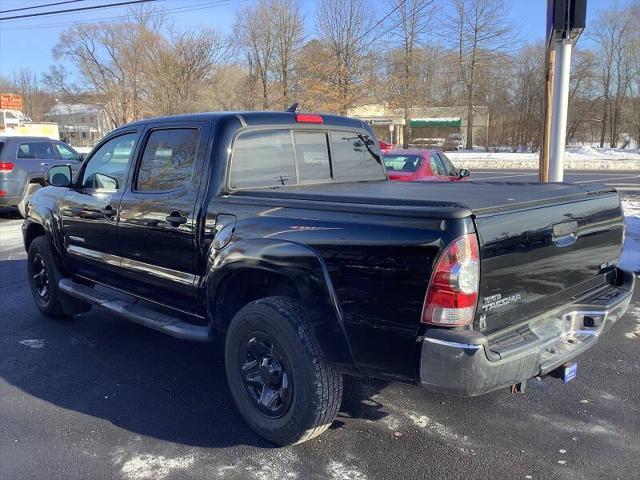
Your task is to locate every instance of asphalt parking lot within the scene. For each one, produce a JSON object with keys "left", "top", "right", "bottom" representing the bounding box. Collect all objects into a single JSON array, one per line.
[{"left": 1, "top": 177, "right": 639, "bottom": 480}]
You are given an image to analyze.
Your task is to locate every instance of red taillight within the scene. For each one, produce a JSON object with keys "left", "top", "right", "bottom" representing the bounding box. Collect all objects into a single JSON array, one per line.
[
  {"left": 0, "top": 162, "right": 15, "bottom": 172},
  {"left": 295, "top": 114, "right": 323, "bottom": 124},
  {"left": 0, "top": 190, "right": 6, "bottom": 196},
  {"left": 422, "top": 233, "right": 480, "bottom": 326}
]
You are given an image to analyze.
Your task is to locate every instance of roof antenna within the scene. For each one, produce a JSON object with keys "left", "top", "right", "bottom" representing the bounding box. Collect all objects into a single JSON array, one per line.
[{"left": 286, "top": 102, "right": 298, "bottom": 113}]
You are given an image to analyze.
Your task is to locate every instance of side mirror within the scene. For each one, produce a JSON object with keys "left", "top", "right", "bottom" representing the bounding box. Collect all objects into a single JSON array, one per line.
[
  {"left": 78, "top": 153, "right": 87, "bottom": 162},
  {"left": 45, "top": 165, "right": 73, "bottom": 187},
  {"left": 459, "top": 168, "right": 470, "bottom": 178}
]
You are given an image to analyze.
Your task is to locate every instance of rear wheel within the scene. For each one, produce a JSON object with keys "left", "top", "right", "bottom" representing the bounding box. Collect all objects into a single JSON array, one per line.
[
  {"left": 27, "top": 236, "right": 67, "bottom": 318},
  {"left": 225, "top": 296, "right": 343, "bottom": 445}
]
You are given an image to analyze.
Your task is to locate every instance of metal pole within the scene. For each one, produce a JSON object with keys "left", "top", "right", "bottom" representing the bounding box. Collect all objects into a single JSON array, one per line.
[
  {"left": 549, "top": 38, "right": 572, "bottom": 182},
  {"left": 539, "top": 47, "right": 555, "bottom": 182}
]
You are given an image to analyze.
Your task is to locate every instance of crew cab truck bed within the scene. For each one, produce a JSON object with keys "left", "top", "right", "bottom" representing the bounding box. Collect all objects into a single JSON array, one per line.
[{"left": 22, "top": 111, "right": 635, "bottom": 445}]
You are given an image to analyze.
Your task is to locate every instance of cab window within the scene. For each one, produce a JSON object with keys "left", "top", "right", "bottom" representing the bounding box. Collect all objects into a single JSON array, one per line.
[
  {"left": 230, "top": 130, "right": 296, "bottom": 189},
  {"left": 81, "top": 133, "right": 137, "bottom": 191},
  {"left": 329, "top": 131, "right": 385, "bottom": 182},
  {"left": 135, "top": 129, "right": 200, "bottom": 192},
  {"left": 294, "top": 131, "right": 331, "bottom": 182}
]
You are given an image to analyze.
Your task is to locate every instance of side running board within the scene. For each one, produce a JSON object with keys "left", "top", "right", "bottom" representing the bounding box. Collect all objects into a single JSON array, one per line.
[{"left": 58, "top": 278, "right": 211, "bottom": 342}]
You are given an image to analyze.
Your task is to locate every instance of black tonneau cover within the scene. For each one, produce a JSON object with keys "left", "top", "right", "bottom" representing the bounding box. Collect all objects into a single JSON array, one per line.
[{"left": 235, "top": 180, "right": 616, "bottom": 217}]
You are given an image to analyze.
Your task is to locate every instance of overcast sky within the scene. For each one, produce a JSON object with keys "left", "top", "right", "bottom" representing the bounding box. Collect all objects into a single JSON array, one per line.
[{"left": 0, "top": 0, "right": 613, "bottom": 78}]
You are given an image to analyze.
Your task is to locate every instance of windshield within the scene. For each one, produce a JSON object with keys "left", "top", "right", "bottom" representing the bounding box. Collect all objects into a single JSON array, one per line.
[{"left": 383, "top": 154, "right": 422, "bottom": 172}]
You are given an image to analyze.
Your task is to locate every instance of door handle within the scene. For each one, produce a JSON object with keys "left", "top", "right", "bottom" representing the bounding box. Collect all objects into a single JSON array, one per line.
[
  {"left": 165, "top": 211, "right": 188, "bottom": 227},
  {"left": 101, "top": 205, "right": 117, "bottom": 219}
]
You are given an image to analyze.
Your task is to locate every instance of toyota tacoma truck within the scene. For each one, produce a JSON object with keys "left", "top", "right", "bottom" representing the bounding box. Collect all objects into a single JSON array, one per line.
[{"left": 22, "top": 111, "right": 635, "bottom": 445}]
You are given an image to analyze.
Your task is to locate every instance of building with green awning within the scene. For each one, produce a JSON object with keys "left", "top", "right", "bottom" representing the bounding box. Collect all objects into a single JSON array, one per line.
[
  {"left": 410, "top": 117, "right": 462, "bottom": 128},
  {"left": 347, "top": 104, "right": 488, "bottom": 148}
]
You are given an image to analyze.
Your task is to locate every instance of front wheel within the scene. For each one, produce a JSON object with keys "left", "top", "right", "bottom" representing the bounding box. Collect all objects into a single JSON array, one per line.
[
  {"left": 27, "top": 236, "right": 67, "bottom": 318},
  {"left": 225, "top": 296, "right": 343, "bottom": 445}
]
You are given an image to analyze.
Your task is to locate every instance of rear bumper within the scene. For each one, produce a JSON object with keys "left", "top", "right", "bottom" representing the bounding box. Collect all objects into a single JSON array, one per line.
[{"left": 419, "top": 268, "right": 635, "bottom": 396}]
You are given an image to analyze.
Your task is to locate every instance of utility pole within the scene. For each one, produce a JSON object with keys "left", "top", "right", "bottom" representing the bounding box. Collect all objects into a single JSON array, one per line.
[{"left": 541, "top": 0, "right": 587, "bottom": 182}]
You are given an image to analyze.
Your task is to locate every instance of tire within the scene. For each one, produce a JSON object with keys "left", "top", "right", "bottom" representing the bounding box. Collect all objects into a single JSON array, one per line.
[
  {"left": 225, "top": 296, "right": 343, "bottom": 446},
  {"left": 18, "top": 183, "right": 42, "bottom": 218},
  {"left": 27, "top": 236, "right": 67, "bottom": 318}
]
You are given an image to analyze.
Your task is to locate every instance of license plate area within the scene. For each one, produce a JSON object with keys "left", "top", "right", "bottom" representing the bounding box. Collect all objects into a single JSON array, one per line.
[{"left": 550, "top": 361, "right": 578, "bottom": 384}]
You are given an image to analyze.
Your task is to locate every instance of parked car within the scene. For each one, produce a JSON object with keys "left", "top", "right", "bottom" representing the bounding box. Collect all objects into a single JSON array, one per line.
[
  {"left": 443, "top": 132, "right": 465, "bottom": 151},
  {"left": 378, "top": 140, "right": 395, "bottom": 152},
  {"left": 0, "top": 136, "right": 82, "bottom": 217},
  {"left": 384, "top": 149, "right": 469, "bottom": 182},
  {"left": 409, "top": 137, "right": 444, "bottom": 148},
  {"left": 23, "top": 111, "right": 634, "bottom": 446}
]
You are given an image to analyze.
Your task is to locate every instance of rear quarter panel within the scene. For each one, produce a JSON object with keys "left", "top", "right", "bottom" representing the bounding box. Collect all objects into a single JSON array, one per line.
[{"left": 213, "top": 199, "right": 473, "bottom": 379}]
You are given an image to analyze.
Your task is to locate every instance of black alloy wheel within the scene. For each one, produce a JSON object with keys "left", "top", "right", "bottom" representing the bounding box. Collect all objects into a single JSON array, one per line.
[
  {"left": 31, "top": 252, "right": 50, "bottom": 301},
  {"left": 240, "top": 333, "right": 293, "bottom": 418}
]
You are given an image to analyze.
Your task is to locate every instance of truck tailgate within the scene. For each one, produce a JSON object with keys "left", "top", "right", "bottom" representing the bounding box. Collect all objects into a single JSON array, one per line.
[{"left": 473, "top": 186, "right": 624, "bottom": 334}]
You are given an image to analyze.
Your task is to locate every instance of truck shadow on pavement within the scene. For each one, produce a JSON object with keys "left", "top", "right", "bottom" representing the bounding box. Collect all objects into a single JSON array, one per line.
[{"left": 0, "top": 256, "right": 400, "bottom": 449}]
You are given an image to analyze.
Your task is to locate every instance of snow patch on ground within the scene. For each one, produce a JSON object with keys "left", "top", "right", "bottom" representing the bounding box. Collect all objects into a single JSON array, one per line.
[
  {"left": 238, "top": 449, "right": 299, "bottom": 480},
  {"left": 621, "top": 199, "right": 640, "bottom": 273},
  {"left": 116, "top": 452, "right": 195, "bottom": 480},
  {"left": 447, "top": 148, "right": 640, "bottom": 171},
  {"left": 327, "top": 461, "right": 368, "bottom": 480},
  {"left": 371, "top": 393, "right": 473, "bottom": 453},
  {"left": 624, "top": 305, "right": 640, "bottom": 340},
  {"left": 19, "top": 339, "right": 45, "bottom": 349}
]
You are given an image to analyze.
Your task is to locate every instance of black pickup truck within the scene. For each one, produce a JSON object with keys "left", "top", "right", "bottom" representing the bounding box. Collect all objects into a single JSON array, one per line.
[{"left": 23, "top": 111, "right": 634, "bottom": 445}]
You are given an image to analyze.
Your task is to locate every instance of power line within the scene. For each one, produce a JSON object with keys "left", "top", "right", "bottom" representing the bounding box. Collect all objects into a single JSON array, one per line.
[
  {"left": 353, "top": 0, "right": 407, "bottom": 48},
  {"left": 0, "top": 0, "right": 88, "bottom": 15},
  {"left": 0, "top": 0, "right": 235, "bottom": 30},
  {"left": 359, "top": 0, "right": 435, "bottom": 52},
  {"left": 0, "top": 0, "right": 161, "bottom": 21}
]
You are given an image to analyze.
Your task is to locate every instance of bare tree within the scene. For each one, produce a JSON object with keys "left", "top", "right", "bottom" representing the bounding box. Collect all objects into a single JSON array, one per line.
[
  {"left": 143, "top": 28, "right": 230, "bottom": 115},
  {"left": 269, "top": 0, "right": 304, "bottom": 109},
  {"left": 51, "top": 13, "right": 164, "bottom": 127},
  {"left": 234, "top": 1, "right": 276, "bottom": 109},
  {"left": 448, "top": 0, "right": 512, "bottom": 149},
  {"left": 590, "top": 5, "right": 633, "bottom": 147},
  {"left": 2, "top": 69, "right": 55, "bottom": 122},
  {"left": 316, "top": 0, "right": 374, "bottom": 114},
  {"left": 387, "top": 0, "right": 437, "bottom": 147},
  {"left": 506, "top": 43, "right": 544, "bottom": 151}
]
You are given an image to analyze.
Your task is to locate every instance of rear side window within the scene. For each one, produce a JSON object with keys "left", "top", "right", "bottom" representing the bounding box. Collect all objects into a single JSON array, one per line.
[
  {"left": 136, "top": 129, "right": 200, "bottom": 192},
  {"left": 230, "top": 130, "right": 296, "bottom": 189},
  {"left": 294, "top": 131, "right": 331, "bottom": 182},
  {"left": 17, "top": 142, "right": 58, "bottom": 159},
  {"left": 329, "top": 131, "right": 385, "bottom": 181}
]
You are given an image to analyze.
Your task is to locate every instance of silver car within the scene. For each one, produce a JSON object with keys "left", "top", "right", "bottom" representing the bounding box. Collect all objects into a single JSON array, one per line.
[{"left": 0, "top": 136, "right": 83, "bottom": 217}]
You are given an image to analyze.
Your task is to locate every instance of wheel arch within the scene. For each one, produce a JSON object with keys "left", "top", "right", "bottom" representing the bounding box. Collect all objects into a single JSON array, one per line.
[{"left": 205, "top": 239, "right": 357, "bottom": 369}]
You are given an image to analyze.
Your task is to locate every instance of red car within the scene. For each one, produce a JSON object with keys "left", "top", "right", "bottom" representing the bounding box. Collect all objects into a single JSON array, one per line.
[
  {"left": 383, "top": 149, "right": 469, "bottom": 182},
  {"left": 378, "top": 140, "right": 395, "bottom": 153}
]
